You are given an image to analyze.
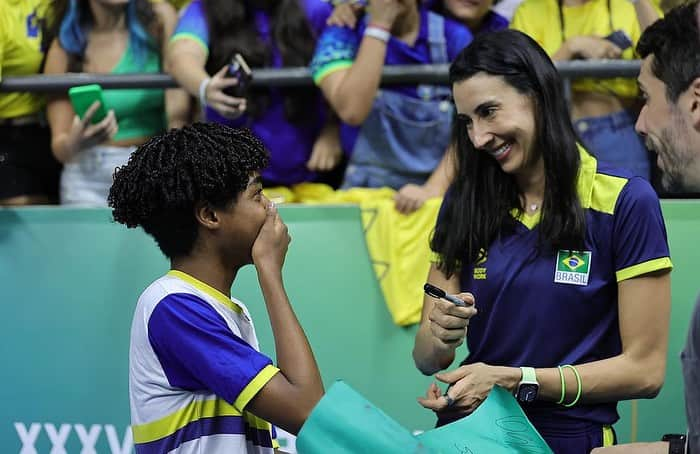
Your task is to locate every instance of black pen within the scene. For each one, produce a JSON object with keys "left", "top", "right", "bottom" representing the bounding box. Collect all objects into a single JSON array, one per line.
[{"left": 423, "top": 283, "right": 468, "bottom": 307}]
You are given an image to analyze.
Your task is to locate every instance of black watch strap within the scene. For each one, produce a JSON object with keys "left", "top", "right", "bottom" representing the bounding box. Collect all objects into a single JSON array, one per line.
[{"left": 662, "top": 433, "right": 687, "bottom": 454}]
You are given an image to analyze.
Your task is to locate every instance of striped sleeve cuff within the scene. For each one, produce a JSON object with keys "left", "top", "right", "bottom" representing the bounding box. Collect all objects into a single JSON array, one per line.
[
  {"left": 234, "top": 364, "right": 280, "bottom": 411},
  {"left": 312, "top": 61, "right": 353, "bottom": 85},
  {"left": 616, "top": 257, "right": 673, "bottom": 282},
  {"left": 169, "top": 33, "right": 209, "bottom": 57}
]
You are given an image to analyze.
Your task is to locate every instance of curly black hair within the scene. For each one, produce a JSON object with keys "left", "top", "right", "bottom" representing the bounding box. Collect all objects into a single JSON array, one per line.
[{"left": 108, "top": 123, "right": 269, "bottom": 260}]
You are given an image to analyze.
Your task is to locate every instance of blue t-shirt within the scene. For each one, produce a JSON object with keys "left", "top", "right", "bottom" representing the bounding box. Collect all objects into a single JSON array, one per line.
[
  {"left": 310, "top": 8, "right": 473, "bottom": 153},
  {"left": 433, "top": 150, "right": 673, "bottom": 429},
  {"left": 171, "top": 0, "right": 333, "bottom": 185}
]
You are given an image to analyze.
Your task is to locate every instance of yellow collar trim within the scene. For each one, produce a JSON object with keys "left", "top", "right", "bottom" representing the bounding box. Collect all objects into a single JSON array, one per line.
[
  {"left": 513, "top": 145, "right": 596, "bottom": 230},
  {"left": 167, "top": 270, "right": 242, "bottom": 314}
]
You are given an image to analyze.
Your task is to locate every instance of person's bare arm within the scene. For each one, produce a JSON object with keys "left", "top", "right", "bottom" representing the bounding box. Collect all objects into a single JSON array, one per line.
[
  {"left": 246, "top": 205, "right": 324, "bottom": 435},
  {"left": 536, "top": 271, "right": 670, "bottom": 404},
  {"left": 413, "top": 264, "right": 476, "bottom": 375},
  {"left": 420, "top": 271, "right": 671, "bottom": 414},
  {"left": 394, "top": 145, "right": 454, "bottom": 214},
  {"left": 633, "top": 0, "right": 660, "bottom": 31},
  {"left": 166, "top": 38, "right": 245, "bottom": 118},
  {"left": 44, "top": 40, "right": 117, "bottom": 162},
  {"left": 154, "top": 1, "right": 190, "bottom": 128},
  {"left": 306, "top": 114, "right": 342, "bottom": 172},
  {"left": 317, "top": 0, "right": 402, "bottom": 125}
]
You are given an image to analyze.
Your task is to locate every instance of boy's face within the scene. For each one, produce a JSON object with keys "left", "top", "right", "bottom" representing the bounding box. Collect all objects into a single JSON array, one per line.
[{"left": 218, "top": 173, "right": 269, "bottom": 265}]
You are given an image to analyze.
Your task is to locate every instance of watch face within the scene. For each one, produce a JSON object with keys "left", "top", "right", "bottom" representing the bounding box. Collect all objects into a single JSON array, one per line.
[{"left": 517, "top": 383, "right": 539, "bottom": 403}]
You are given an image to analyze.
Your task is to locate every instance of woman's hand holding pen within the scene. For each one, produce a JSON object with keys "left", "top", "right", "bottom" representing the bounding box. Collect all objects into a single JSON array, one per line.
[{"left": 428, "top": 292, "right": 476, "bottom": 352}]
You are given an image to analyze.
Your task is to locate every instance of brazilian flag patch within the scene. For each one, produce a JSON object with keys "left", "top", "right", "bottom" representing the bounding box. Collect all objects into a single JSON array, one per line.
[{"left": 554, "top": 250, "right": 591, "bottom": 286}]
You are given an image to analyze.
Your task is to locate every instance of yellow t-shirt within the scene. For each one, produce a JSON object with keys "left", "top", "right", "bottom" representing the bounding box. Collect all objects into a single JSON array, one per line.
[
  {"left": 511, "top": 0, "right": 643, "bottom": 98},
  {"left": 0, "top": 0, "right": 51, "bottom": 118}
]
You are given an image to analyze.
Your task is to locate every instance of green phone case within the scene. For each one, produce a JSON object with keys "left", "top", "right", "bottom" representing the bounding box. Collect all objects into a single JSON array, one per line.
[{"left": 68, "top": 84, "right": 108, "bottom": 124}]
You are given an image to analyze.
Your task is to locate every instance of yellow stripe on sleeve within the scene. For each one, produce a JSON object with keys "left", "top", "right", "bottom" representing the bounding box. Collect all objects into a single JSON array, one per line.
[
  {"left": 234, "top": 364, "right": 280, "bottom": 411},
  {"left": 616, "top": 257, "right": 673, "bottom": 282},
  {"left": 312, "top": 61, "right": 353, "bottom": 85},
  {"left": 169, "top": 33, "right": 209, "bottom": 56}
]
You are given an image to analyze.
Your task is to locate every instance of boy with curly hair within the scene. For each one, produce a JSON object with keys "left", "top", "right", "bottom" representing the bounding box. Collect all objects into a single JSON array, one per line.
[{"left": 109, "top": 122, "right": 323, "bottom": 453}]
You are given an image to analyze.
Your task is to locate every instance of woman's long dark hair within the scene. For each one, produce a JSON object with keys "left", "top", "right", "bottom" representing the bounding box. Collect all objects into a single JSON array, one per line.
[
  {"left": 203, "top": 0, "right": 318, "bottom": 124},
  {"left": 432, "top": 29, "right": 586, "bottom": 278}
]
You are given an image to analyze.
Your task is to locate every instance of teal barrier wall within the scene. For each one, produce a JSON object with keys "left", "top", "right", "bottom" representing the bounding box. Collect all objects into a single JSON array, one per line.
[{"left": 0, "top": 202, "right": 697, "bottom": 452}]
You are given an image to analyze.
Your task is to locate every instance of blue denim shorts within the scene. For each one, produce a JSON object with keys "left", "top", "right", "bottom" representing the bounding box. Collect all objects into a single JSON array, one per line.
[{"left": 574, "top": 110, "right": 651, "bottom": 180}]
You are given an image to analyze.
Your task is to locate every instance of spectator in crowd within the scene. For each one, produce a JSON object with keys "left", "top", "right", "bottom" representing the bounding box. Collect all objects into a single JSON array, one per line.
[
  {"left": 325, "top": 0, "right": 506, "bottom": 213},
  {"left": 329, "top": 0, "right": 507, "bottom": 36},
  {"left": 311, "top": 0, "right": 473, "bottom": 212},
  {"left": 0, "top": 0, "right": 62, "bottom": 206},
  {"left": 109, "top": 123, "right": 324, "bottom": 453},
  {"left": 592, "top": 2, "right": 700, "bottom": 452},
  {"left": 511, "top": 0, "right": 659, "bottom": 180},
  {"left": 44, "top": 0, "right": 189, "bottom": 206},
  {"left": 426, "top": 0, "right": 508, "bottom": 34},
  {"left": 166, "top": 0, "right": 343, "bottom": 188},
  {"left": 413, "top": 30, "right": 672, "bottom": 454}
]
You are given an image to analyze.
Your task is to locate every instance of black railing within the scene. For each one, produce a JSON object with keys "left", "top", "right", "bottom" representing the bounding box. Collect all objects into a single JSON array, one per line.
[{"left": 0, "top": 60, "right": 641, "bottom": 92}]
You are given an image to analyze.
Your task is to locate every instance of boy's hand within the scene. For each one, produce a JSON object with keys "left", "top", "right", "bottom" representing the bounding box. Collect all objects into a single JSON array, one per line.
[{"left": 252, "top": 203, "right": 291, "bottom": 272}]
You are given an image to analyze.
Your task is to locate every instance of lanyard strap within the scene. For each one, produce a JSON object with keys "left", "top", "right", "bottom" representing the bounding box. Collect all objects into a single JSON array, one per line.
[{"left": 557, "top": 0, "right": 614, "bottom": 45}]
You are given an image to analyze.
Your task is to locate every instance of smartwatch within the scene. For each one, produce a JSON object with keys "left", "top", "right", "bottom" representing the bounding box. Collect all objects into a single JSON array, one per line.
[
  {"left": 515, "top": 366, "right": 539, "bottom": 403},
  {"left": 662, "top": 433, "right": 686, "bottom": 454}
]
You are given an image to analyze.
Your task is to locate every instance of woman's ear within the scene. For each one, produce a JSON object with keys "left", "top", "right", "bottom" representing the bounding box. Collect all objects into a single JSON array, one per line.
[
  {"left": 689, "top": 77, "right": 700, "bottom": 131},
  {"left": 194, "top": 201, "right": 220, "bottom": 230}
]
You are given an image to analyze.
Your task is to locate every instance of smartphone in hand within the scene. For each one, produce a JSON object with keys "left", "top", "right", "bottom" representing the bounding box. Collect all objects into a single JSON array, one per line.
[
  {"left": 68, "top": 84, "right": 108, "bottom": 124},
  {"left": 223, "top": 53, "right": 253, "bottom": 98},
  {"left": 604, "top": 30, "right": 633, "bottom": 51}
]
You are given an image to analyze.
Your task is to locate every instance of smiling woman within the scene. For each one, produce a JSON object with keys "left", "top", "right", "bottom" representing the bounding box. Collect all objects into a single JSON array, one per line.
[{"left": 412, "top": 29, "right": 673, "bottom": 454}]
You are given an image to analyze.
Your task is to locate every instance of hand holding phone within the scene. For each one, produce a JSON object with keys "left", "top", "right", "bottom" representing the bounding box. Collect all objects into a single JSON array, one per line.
[
  {"left": 68, "top": 84, "right": 108, "bottom": 124},
  {"left": 604, "top": 30, "right": 632, "bottom": 51},
  {"left": 222, "top": 53, "right": 253, "bottom": 98},
  {"left": 62, "top": 84, "right": 118, "bottom": 158}
]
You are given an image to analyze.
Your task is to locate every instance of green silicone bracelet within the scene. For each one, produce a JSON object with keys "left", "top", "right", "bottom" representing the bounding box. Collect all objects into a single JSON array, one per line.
[
  {"left": 557, "top": 365, "right": 566, "bottom": 405},
  {"left": 561, "top": 364, "right": 582, "bottom": 407}
]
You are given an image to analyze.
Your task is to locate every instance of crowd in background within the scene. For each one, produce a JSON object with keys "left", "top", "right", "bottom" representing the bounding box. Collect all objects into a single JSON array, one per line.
[{"left": 0, "top": 0, "right": 686, "bottom": 209}]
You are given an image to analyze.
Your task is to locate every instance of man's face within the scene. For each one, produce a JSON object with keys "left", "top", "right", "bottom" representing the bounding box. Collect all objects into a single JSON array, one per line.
[{"left": 636, "top": 56, "right": 700, "bottom": 192}]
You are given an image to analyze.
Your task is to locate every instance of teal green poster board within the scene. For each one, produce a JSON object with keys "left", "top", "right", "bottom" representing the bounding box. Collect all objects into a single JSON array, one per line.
[
  {"left": 297, "top": 381, "right": 553, "bottom": 454},
  {"left": 0, "top": 202, "right": 697, "bottom": 450}
]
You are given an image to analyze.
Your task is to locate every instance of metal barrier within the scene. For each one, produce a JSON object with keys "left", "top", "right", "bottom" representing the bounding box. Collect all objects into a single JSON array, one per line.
[{"left": 0, "top": 60, "right": 641, "bottom": 93}]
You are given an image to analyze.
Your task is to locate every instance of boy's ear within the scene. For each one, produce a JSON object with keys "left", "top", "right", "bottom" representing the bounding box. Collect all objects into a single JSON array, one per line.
[
  {"left": 689, "top": 77, "right": 700, "bottom": 131},
  {"left": 194, "top": 201, "right": 220, "bottom": 230}
]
